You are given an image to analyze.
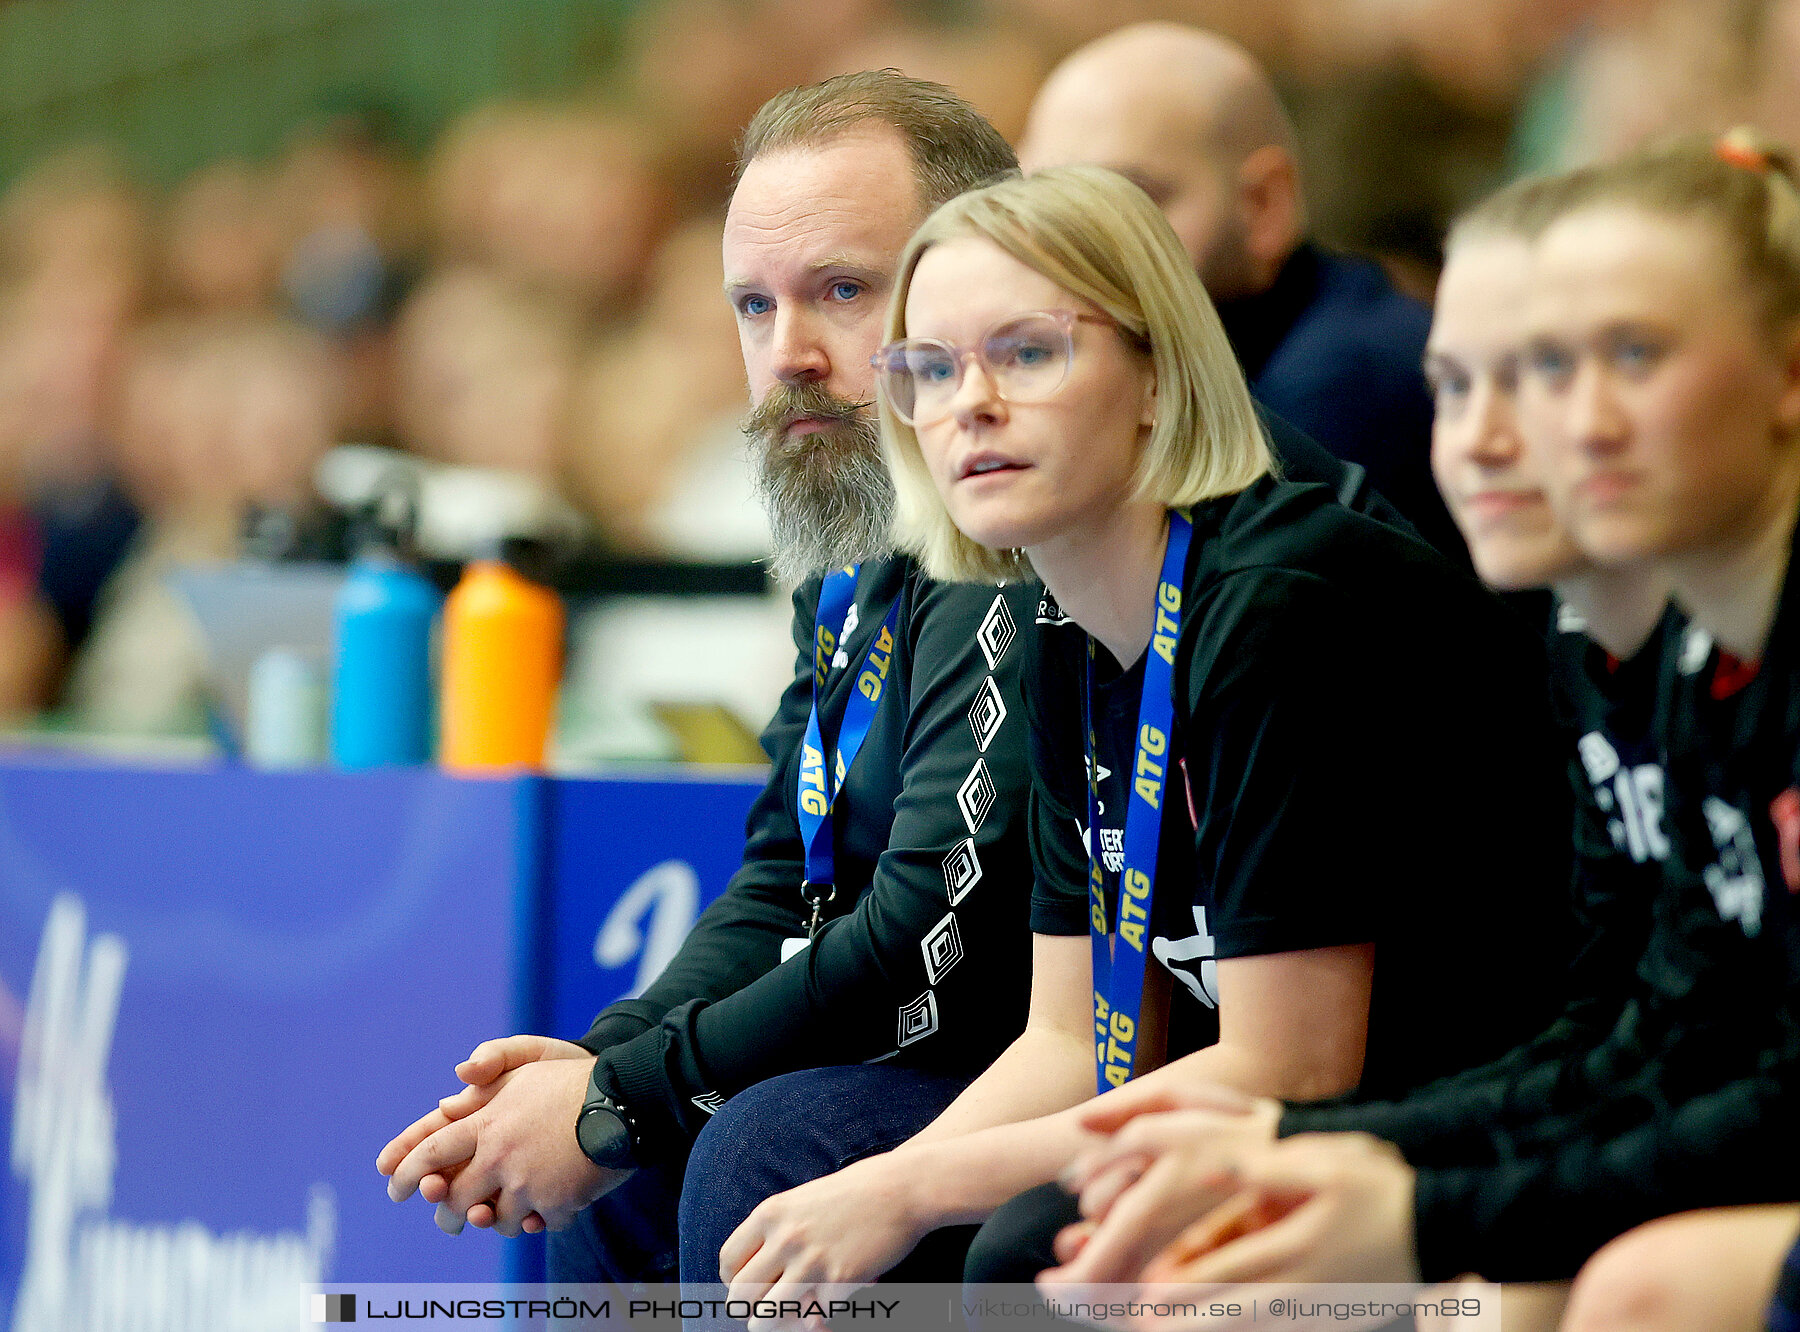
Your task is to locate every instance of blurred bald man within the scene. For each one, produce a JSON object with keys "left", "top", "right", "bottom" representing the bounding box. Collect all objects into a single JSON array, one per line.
[{"left": 1021, "top": 22, "right": 1460, "bottom": 559}]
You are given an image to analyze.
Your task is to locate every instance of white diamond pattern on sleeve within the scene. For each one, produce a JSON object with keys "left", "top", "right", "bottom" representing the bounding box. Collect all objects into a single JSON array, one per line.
[
  {"left": 921, "top": 912, "right": 965, "bottom": 984},
  {"left": 956, "top": 761, "right": 998, "bottom": 834},
  {"left": 897, "top": 991, "right": 940, "bottom": 1047},
  {"left": 967, "top": 676, "right": 1007, "bottom": 753},
  {"left": 978, "top": 594, "right": 1017, "bottom": 667},
  {"left": 942, "top": 838, "right": 982, "bottom": 904}
]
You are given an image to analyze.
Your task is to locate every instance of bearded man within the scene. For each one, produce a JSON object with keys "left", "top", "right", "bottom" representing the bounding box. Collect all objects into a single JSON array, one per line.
[{"left": 376, "top": 71, "right": 1039, "bottom": 1283}]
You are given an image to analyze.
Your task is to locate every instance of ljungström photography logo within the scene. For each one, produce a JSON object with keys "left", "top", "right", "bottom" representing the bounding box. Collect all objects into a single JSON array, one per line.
[{"left": 312, "top": 1293, "right": 356, "bottom": 1322}]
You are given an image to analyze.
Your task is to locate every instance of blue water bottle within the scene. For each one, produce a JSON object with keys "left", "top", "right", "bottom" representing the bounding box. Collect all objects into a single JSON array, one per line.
[{"left": 330, "top": 488, "right": 441, "bottom": 768}]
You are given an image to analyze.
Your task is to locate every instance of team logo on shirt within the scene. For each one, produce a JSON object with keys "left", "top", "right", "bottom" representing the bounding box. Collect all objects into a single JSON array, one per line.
[
  {"left": 1701, "top": 797, "right": 1764, "bottom": 936},
  {"left": 897, "top": 991, "right": 939, "bottom": 1047},
  {"left": 831, "top": 602, "right": 860, "bottom": 672},
  {"left": 967, "top": 677, "right": 1007, "bottom": 752},
  {"left": 957, "top": 761, "right": 997, "bottom": 833},
  {"left": 691, "top": 1091, "right": 727, "bottom": 1116},
  {"left": 1579, "top": 732, "right": 1669, "bottom": 864},
  {"left": 1078, "top": 817, "right": 1125, "bottom": 874},
  {"left": 942, "top": 838, "right": 982, "bottom": 904},
  {"left": 1036, "top": 591, "right": 1073, "bottom": 627},
  {"left": 1153, "top": 906, "right": 1221, "bottom": 1008},
  {"left": 978, "top": 594, "right": 1017, "bottom": 666},
  {"left": 1083, "top": 753, "right": 1114, "bottom": 820},
  {"left": 921, "top": 913, "right": 965, "bottom": 984}
]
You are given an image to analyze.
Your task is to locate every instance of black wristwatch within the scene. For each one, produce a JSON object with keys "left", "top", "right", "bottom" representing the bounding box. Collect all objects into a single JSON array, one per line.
[{"left": 575, "top": 1075, "right": 638, "bottom": 1170}]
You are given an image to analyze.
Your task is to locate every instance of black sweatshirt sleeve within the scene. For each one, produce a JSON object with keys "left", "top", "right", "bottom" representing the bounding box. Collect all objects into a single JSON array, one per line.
[
  {"left": 585, "top": 574, "right": 1034, "bottom": 1162},
  {"left": 1409, "top": 1015, "right": 1800, "bottom": 1281},
  {"left": 577, "top": 578, "right": 820, "bottom": 1056},
  {"left": 1275, "top": 1011, "right": 1599, "bottom": 1162}
]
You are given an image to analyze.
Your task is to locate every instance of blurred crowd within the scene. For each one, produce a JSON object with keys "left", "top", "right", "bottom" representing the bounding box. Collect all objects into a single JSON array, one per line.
[{"left": 1, "top": 0, "right": 1795, "bottom": 744}]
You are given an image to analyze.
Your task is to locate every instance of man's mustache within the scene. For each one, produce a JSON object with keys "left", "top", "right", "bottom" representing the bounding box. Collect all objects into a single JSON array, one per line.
[{"left": 742, "top": 382, "right": 875, "bottom": 442}]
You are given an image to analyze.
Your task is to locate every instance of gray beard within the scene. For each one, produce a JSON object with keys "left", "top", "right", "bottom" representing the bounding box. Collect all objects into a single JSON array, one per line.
[{"left": 748, "top": 409, "right": 896, "bottom": 585}]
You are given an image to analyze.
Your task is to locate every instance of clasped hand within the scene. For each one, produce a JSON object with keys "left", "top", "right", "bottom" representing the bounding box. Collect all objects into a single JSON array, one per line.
[{"left": 376, "top": 1035, "right": 628, "bottom": 1237}]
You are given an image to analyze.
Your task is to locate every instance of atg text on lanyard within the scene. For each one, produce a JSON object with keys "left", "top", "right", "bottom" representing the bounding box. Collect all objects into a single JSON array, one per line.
[
  {"left": 797, "top": 564, "right": 902, "bottom": 939},
  {"left": 1087, "top": 511, "right": 1190, "bottom": 1093}
]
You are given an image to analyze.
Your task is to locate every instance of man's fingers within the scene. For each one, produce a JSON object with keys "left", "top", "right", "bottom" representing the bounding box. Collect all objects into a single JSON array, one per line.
[
  {"left": 522, "top": 1212, "right": 547, "bottom": 1235},
  {"left": 466, "top": 1202, "right": 497, "bottom": 1229},
  {"left": 435, "top": 1201, "right": 467, "bottom": 1236},
  {"left": 457, "top": 1034, "right": 587, "bottom": 1085},
  {"left": 419, "top": 1172, "right": 451, "bottom": 1205},
  {"left": 1079, "top": 1080, "right": 1254, "bottom": 1135},
  {"left": 389, "top": 1119, "right": 482, "bottom": 1202},
  {"left": 377, "top": 1106, "right": 454, "bottom": 1176},
  {"left": 458, "top": 1035, "right": 551, "bottom": 1085},
  {"left": 438, "top": 1082, "right": 495, "bottom": 1117},
  {"left": 493, "top": 1188, "right": 535, "bottom": 1240}
]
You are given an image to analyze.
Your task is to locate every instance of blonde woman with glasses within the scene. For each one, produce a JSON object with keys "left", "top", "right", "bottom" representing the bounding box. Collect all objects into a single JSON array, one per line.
[{"left": 712, "top": 167, "right": 1575, "bottom": 1303}]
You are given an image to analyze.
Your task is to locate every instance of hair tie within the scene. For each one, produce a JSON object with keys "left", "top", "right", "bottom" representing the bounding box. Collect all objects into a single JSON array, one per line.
[{"left": 1716, "top": 138, "right": 1772, "bottom": 173}]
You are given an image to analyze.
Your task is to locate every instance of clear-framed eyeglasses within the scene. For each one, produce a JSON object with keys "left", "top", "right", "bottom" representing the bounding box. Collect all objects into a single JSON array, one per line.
[{"left": 871, "top": 309, "right": 1123, "bottom": 428}]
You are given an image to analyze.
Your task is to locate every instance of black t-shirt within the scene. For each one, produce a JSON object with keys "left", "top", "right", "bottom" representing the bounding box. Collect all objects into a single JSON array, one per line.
[{"left": 1026, "top": 476, "right": 1574, "bottom": 1101}]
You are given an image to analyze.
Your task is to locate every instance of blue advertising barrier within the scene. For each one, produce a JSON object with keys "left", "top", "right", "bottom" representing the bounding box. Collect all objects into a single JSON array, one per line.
[{"left": 0, "top": 760, "right": 760, "bottom": 1327}]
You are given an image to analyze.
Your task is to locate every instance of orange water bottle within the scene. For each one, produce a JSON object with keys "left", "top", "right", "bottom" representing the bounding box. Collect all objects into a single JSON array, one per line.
[{"left": 439, "top": 552, "right": 564, "bottom": 772}]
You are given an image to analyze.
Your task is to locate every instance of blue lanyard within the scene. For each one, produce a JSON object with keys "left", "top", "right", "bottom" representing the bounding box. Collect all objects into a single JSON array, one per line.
[
  {"left": 796, "top": 564, "right": 901, "bottom": 938},
  {"left": 1087, "top": 511, "right": 1190, "bottom": 1092}
]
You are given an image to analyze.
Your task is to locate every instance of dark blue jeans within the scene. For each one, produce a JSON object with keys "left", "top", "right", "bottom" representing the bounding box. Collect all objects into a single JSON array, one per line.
[{"left": 547, "top": 1064, "right": 973, "bottom": 1285}]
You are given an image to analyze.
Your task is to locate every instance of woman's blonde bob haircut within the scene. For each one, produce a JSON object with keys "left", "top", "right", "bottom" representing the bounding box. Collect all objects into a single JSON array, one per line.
[{"left": 880, "top": 165, "right": 1274, "bottom": 583}]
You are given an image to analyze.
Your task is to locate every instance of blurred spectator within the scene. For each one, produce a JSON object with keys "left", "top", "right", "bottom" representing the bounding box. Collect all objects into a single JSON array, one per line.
[
  {"left": 985, "top": 0, "right": 1167, "bottom": 58},
  {"left": 1754, "top": 0, "right": 1800, "bottom": 154},
  {"left": 271, "top": 111, "right": 425, "bottom": 446},
  {"left": 391, "top": 265, "right": 581, "bottom": 480},
  {"left": 385, "top": 265, "right": 593, "bottom": 558},
  {"left": 618, "top": 0, "right": 887, "bottom": 199},
  {"left": 0, "top": 149, "right": 149, "bottom": 668},
  {"left": 0, "top": 292, "right": 69, "bottom": 718},
  {"left": 820, "top": 16, "right": 1051, "bottom": 145},
  {"left": 66, "top": 316, "right": 343, "bottom": 735},
  {"left": 1020, "top": 22, "right": 1459, "bottom": 557},
  {"left": 160, "top": 159, "right": 283, "bottom": 313},
  {"left": 1513, "top": 0, "right": 1764, "bottom": 171},
  {"left": 564, "top": 217, "right": 754, "bottom": 554},
  {"left": 427, "top": 104, "right": 673, "bottom": 318},
  {"left": 0, "top": 147, "right": 150, "bottom": 314}
]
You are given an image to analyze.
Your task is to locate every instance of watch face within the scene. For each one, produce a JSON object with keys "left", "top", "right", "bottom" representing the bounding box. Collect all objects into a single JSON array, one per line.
[{"left": 578, "top": 1105, "right": 633, "bottom": 1170}]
